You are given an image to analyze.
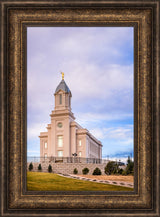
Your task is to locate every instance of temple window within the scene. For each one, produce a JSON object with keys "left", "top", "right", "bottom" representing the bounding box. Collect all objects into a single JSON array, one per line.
[
  {"left": 44, "top": 142, "right": 47, "bottom": 149},
  {"left": 59, "top": 94, "right": 62, "bottom": 104},
  {"left": 58, "top": 150, "right": 63, "bottom": 157},
  {"left": 44, "top": 153, "right": 47, "bottom": 159},
  {"left": 58, "top": 135, "right": 63, "bottom": 147},
  {"left": 79, "top": 140, "right": 82, "bottom": 146}
]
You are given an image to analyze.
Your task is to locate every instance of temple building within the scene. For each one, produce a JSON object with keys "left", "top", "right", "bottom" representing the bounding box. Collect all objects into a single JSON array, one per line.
[{"left": 39, "top": 73, "right": 102, "bottom": 159}]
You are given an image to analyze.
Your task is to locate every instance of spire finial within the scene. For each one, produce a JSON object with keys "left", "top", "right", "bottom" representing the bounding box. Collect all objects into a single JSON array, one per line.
[{"left": 61, "top": 72, "right": 64, "bottom": 80}]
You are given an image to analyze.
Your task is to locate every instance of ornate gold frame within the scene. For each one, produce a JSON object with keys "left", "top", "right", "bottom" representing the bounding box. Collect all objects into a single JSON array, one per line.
[{"left": 0, "top": 1, "right": 159, "bottom": 216}]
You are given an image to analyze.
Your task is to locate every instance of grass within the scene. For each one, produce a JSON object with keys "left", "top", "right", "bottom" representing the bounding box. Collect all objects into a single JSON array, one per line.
[{"left": 27, "top": 172, "right": 133, "bottom": 191}]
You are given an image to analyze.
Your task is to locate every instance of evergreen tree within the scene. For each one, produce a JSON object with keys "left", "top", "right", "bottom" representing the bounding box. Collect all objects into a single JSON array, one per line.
[
  {"left": 48, "top": 164, "right": 52, "bottom": 173},
  {"left": 105, "top": 161, "right": 117, "bottom": 175},
  {"left": 125, "top": 157, "right": 134, "bottom": 175},
  {"left": 82, "top": 167, "right": 89, "bottom": 175},
  {"left": 29, "top": 162, "right": 33, "bottom": 171},
  {"left": 73, "top": 168, "right": 78, "bottom": 174},
  {"left": 38, "top": 164, "right": 42, "bottom": 171},
  {"left": 92, "top": 167, "right": 101, "bottom": 175}
]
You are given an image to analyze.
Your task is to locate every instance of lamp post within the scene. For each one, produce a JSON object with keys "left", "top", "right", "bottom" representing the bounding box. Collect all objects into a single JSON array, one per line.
[
  {"left": 72, "top": 153, "right": 77, "bottom": 163},
  {"left": 72, "top": 153, "right": 77, "bottom": 157}
]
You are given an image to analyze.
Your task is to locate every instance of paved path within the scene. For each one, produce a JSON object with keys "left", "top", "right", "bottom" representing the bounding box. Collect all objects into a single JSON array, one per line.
[{"left": 58, "top": 173, "right": 134, "bottom": 188}]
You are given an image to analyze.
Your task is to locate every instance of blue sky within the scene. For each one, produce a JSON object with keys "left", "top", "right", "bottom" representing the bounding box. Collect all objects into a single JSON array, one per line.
[{"left": 27, "top": 27, "right": 134, "bottom": 163}]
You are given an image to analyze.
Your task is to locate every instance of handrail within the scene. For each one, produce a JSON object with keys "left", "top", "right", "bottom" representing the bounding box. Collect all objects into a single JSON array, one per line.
[{"left": 27, "top": 156, "right": 109, "bottom": 164}]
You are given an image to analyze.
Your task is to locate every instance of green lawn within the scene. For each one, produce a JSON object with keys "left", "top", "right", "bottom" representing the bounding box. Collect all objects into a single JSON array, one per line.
[{"left": 27, "top": 172, "right": 133, "bottom": 191}]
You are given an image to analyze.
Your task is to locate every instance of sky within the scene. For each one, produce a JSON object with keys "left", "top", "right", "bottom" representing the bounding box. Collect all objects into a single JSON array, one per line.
[{"left": 27, "top": 27, "right": 134, "bottom": 163}]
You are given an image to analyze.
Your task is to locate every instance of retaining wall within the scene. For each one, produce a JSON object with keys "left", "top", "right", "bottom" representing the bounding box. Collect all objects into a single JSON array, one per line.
[{"left": 27, "top": 162, "right": 107, "bottom": 175}]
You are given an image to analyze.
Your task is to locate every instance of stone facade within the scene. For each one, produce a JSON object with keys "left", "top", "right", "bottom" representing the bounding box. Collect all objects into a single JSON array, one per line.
[
  {"left": 27, "top": 162, "right": 107, "bottom": 175},
  {"left": 39, "top": 77, "right": 102, "bottom": 159}
]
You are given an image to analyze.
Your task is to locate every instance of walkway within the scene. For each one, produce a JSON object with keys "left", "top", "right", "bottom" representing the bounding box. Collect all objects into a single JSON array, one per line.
[{"left": 58, "top": 173, "right": 134, "bottom": 188}]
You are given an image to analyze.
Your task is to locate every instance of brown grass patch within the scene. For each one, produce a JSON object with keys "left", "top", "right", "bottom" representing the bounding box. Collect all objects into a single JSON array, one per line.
[{"left": 76, "top": 175, "right": 134, "bottom": 183}]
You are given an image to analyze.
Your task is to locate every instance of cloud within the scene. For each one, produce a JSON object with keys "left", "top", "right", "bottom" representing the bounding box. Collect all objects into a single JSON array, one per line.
[
  {"left": 27, "top": 122, "right": 48, "bottom": 140},
  {"left": 68, "top": 63, "right": 133, "bottom": 100},
  {"left": 102, "top": 150, "right": 134, "bottom": 164},
  {"left": 90, "top": 125, "right": 133, "bottom": 143},
  {"left": 27, "top": 62, "right": 133, "bottom": 119},
  {"left": 27, "top": 150, "right": 40, "bottom": 153},
  {"left": 27, "top": 27, "right": 133, "bottom": 117},
  {"left": 28, "top": 27, "right": 133, "bottom": 65},
  {"left": 76, "top": 112, "right": 133, "bottom": 126},
  {"left": 89, "top": 125, "right": 133, "bottom": 158}
]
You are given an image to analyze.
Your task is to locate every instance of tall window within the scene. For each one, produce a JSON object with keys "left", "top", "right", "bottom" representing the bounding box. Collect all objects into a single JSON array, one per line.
[
  {"left": 79, "top": 151, "right": 82, "bottom": 157},
  {"left": 58, "top": 150, "right": 63, "bottom": 157},
  {"left": 79, "top": 140, "right": 82, "bottom": 146},
  {"left": 44, "top": 153, "right": 47, "bottom": 159},
  {"left": 44, "top": 142, "right": 47, "bottom": 149},
  {"left": 59, "top": 94, "right": 62, "bottom": 104},
  {"left": 58, "top": 135, "right": 63, "bottom": 147},
  {"left": 69, "top": 97, "right": 70, "bottom": 107}
]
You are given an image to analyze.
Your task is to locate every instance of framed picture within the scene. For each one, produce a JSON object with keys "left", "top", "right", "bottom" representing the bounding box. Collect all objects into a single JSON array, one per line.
[{"left": 0, "top": 0, "right": 159, "bottom": 216}]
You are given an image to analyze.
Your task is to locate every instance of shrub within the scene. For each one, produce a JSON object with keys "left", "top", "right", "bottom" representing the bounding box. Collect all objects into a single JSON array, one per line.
[
  {"left": 122, "top": 170, "right": 127, "bottom": 176},
  {"left": 113, "top": 168, "right": 117, "bottom": 174},
  {"left": 48, "top": 164, "right": 52, "bottom": 173},
  {"left": 73, "top": 168, "right": 78, "bottom": 174},
  {"left": 38, "top": 164, "right": 42, "bottom": 171},
  {"left": 82, "top": 167, "right": 89, "bottom": 175},
  {"left": 105, "top": 161, "right": 117, "bottom": 175},
  {"left": 92, "top": 167, "right": 101, "bottom": 175},
  {"left": 29, "top": 162, "right": 33, "bottom": 171},
  {"left": 118, "top": 168, "right": 124, "bottom": 174}
]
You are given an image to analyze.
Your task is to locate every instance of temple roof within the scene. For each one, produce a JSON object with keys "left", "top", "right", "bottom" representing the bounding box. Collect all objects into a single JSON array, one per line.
[{"left": 55, "top": 79, "right": 71, "bottom": 94}]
